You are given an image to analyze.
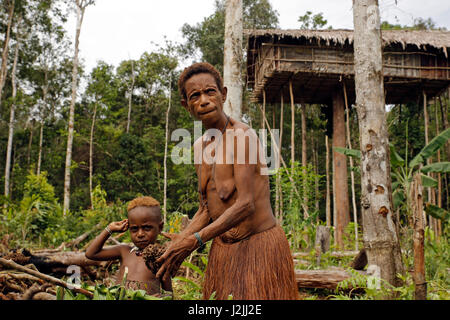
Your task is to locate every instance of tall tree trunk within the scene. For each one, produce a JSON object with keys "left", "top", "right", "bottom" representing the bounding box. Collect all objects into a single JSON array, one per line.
[
  {"left": 4, "top": 28, "right": 19, "bottom": 198},
  {"left": 352, "top": 0, "right": 404, "bottom": 288},
  {"left": 37, "top": 119, "right": 44, "bottom": 176},
  {"left": 223, "top": 0, "right": 242, "bottom": 120},
  {"left": 325, "top": 135, "right": 331, "bottom": 227},
  {"left": 289, "top": 80, "right": 295, "bottom": 207},
  {"left": 27, "top": 122, "right": 34, "bottom": 166},
  {"left": 332, "top": 90, "right": 350, "bottom": 249},
  {"left": 313, "top": 134, "right": 319, "bottom": 217},
  {"left": 89, "top": 102, "right": 98, "bottom": 209},
  {"left": 411, "top": 173, "right": 427, "bottom": 300},
  {"left": 435, "top": 99, "right": 442, "bottom": 238},
  {"left": 63, "top": 1, "right": 89, "bottom": 215},
  {"left": 262, "top": 89, "right": 266, "bottom": 131},
  {"left": 126, "top": 60, "right": 135, "bottom": 134},
  {"left": 0, "top": 0, "right": 15, "bottom": 102},
  {"left": 273, "top": 105, "right": 279, "bottom": 218},
  {"left": 301, "top": 104, "right": 308, "bottom": 218},
  {"left": 163, "top": 74, "right": 172, "bottom": 225},
  {"left": 278, "top": 93, "right": 284, "bottom": 222},
  {"left": 37, "top": 69, "right": 48, "bottom": 176},
  {"left": 423, "top": 92, "right": 432, "bottom": 226},
  {"left": 343, "top": 83, "right": 359, "bottom": 251}
]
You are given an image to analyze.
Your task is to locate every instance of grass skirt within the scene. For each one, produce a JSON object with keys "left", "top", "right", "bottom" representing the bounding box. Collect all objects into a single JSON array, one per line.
[{"left": 203, "top": 224, "right": 298, "bottom": 300}]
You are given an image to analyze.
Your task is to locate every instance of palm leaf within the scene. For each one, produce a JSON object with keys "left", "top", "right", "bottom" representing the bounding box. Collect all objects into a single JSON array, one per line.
[
  {"left": 421, "top": 162, "right": 450, "bottom": 174},
  {"left": 409, "top": 128, "right": 450, "bottom": 169},
  {"left": 333, "top": 147, "right": 361, "bottom": 159},
  {"left": 421, "top": 174, "right": 438, "bottom": 188},
  {"left": 389, "top": 143, "right": 404, "bottom": 168},
  {"left": 181, "top": 260, "right": 204, "bottom": 277},
  {"left": 425, "top": 203, "right": 449, "bottom": 221}
]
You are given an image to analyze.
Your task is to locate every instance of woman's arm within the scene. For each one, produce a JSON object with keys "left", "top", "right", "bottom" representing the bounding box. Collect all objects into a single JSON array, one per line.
[
  {"left": 156, "top": 129, "right": 257, "bottom": 281},
  {"left": 85, "top": 219, "right": 129, "bottom": 261}
]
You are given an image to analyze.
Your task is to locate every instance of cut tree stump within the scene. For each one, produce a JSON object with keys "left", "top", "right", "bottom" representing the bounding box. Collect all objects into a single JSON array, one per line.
[{"left": 295, "top": 268, "right": 366, "bottom": 290}]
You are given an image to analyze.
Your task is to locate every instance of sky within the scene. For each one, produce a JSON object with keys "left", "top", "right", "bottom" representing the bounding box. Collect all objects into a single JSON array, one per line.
[{"left": 64, "top": 0, "right": 450, "bottom": 73}]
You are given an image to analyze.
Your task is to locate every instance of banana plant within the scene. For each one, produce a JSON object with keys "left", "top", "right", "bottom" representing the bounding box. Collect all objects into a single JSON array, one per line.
[{"left": 334, "top": 127, "right": 450, "bottom": 221}]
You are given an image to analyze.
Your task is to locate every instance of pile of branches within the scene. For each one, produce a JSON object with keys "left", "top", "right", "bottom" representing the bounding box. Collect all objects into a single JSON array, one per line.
[{"left": 0, "top": 229, "right": 122, "bottom": 300}]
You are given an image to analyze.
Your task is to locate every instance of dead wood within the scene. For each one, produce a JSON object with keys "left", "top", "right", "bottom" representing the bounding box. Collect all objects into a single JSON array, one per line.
[
  {"left": 293, "top": 250, "right": 358, "bottom": 259},
  {"left": 295, "top": 268, "right": 366, "bottom": 290},
  {"left": 350, "top": 248, "right": 368, "bottom": 270},
  {"left": 32, "top": 292, "right": 56, "bottom": 300},
  {"left": 0, "top": 257, "right": 93, "bottom": 298}
]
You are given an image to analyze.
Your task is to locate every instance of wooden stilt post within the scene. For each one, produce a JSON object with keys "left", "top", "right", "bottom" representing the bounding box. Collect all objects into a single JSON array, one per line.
[
  {"left": 343, "top": 82, "right": 359, "bottom": 251},
  {"left": 289, "top": 80, "right": 295, "bottom": 207},
  {"left": 332, "top": 89, "right": 350, "bottom": 249},
  {"left": 279, "top": 92, "right": 284, "bottom": 222},
  {"left": 423, "top": 91, "right": 430, "bottom": 228},
  {"left": 325, "top": 134, "right": 331, "bottom": 227}
]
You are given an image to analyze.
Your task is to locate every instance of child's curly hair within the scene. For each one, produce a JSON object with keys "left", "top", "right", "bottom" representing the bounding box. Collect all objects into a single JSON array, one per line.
[
  {"left": 178, "top": 62, "right": 224, "bottom": 100},
  {"left": 127, "top": 196, "right": 160, "bottom": 212}
]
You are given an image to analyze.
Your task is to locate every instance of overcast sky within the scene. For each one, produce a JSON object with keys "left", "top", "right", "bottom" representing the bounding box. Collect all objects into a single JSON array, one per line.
[{"left": 64, "top": 0, "right": 450, "bottom": 73}]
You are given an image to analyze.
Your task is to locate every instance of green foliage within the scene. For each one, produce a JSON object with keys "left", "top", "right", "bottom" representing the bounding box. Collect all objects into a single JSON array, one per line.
[
  {"left": 173, "top": 252, "right": 209, "bottom": 300},
  {"left": 274, "top": 162, "right": 323, "bottom": 251},
  {"left": 298, "top": 11, "right": 331, "bottom": 29},
  {"left": 180, "top": 0, "right": 279, "bottom": 71}
]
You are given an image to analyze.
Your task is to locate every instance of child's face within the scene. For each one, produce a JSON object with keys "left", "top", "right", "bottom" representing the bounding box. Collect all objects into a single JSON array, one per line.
[{"left": 127, "top": 206, "right": 163, "bottom": 249}]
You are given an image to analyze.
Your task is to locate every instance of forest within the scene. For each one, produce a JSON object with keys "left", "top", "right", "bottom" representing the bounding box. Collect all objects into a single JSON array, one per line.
[{"left": 0, "top": 0, "right": 449, "bottom": 301}]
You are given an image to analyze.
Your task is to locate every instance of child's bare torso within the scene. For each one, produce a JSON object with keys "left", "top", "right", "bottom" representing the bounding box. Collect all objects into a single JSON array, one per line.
[{"left": 115, "top": 245, "right": 160, "bottom": 293}]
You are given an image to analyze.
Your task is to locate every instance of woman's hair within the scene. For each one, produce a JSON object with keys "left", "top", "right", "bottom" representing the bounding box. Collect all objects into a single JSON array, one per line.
[
  {"left": 178, "top": 62, "right": 224, "bottom": 99},
  {"left": 127, "top": 196, "right": 160, "bottom": 212}
]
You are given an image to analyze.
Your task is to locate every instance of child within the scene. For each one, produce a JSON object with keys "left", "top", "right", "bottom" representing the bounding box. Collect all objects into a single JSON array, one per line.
[{"left": 85, "top": 196, "right": 172, "bottom": 296}]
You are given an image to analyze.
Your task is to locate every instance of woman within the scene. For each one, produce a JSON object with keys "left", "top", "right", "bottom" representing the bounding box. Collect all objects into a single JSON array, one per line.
[{"left": 156, "top": 62, "right": 298, "bottom": 300}]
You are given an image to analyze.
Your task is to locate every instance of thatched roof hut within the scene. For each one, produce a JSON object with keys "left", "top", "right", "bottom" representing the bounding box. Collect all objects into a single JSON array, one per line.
[{"left": 245, "top": 29, "right": 450, "bottom": 104}]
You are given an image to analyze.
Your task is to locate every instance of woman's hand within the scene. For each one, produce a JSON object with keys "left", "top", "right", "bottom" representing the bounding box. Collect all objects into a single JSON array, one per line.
[
  {"left": 108, "top": 219, "right": 129, "bottom": 233},
  {"left": 155, "top": 232, "right": 198, "bottom": 282}
]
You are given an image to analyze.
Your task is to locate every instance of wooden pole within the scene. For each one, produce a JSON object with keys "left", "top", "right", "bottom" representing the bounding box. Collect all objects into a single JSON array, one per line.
[
  {"left": 274, "top": 103, "right": 279, "bottom": 219},
  {"left": 343, "top": 82, "right": 359, "bottom": 251},
  {"left": 332, "top": 89, "right": 350, "bottom": 249},
  {"left": 325, "top": 135, "right": 331, "bottom": 227},
  {"left": 279, "top": 92, "right": 284, "bottom": 222},
  {"left": 423, "top": 91, "right": 431, "bottom": 228},
  {"left": 289, "top": 80, "right": 295, "bottom": 207},
  {"left": 435, "top": 97, "right": 442, "bottom": 239},
  {"left": 411, "top": 173, "right": 427, "bottom": 300},
  {"left": 301, "top": 103, "right": 308, "bottom": 218}
]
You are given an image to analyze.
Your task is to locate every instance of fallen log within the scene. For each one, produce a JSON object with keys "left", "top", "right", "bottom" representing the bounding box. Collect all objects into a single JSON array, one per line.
[
  {"left": 293, "top": 251, "right": 359, "bottom": 259},
  {"left": 0, "top": 258, "right": 93, "bottom": 299},
  {"left": 295, "top": 268, "right": 366, "bottom": 290}
]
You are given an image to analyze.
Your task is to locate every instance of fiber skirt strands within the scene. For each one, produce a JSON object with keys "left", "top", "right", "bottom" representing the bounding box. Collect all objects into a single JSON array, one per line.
[{"left": 203, "top": 224, "right": 298, "bottom": 300}]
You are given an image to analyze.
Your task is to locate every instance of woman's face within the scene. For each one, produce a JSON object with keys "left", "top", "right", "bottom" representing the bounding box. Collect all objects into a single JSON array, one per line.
[{"left": 182, "top": 72, "right": 227, "bottom": 123}]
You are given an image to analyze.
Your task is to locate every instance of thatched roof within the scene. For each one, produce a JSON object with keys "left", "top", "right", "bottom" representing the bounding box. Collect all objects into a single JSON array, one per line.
[{"left": 245, "top": 29, "right": 450, "bottom": 56}]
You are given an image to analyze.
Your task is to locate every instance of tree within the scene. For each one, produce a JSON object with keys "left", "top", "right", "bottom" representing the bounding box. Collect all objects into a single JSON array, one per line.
[
  {"left": 0, "top": 0, "right": 15, "bottom": 103},
  {"left": 4, "top": 18, "right": 21, "bottom": 199},
  {"left": 63, "top": 0, "right": 95, "bottom": 215},
  {"left": 223, "top": 0, "right": 243, "bottom": 120},
  {"left": 352, "top": 0, "right": 404, "bottom": 289},
  {"left": 85, "top": 62, "right": 117, "bottom": 208},
  {"left": 298, "top": 11, "right": 331, "bottom": 29},
  {"left": 181, "top": 0, "right": 279, "bottom": 71}
]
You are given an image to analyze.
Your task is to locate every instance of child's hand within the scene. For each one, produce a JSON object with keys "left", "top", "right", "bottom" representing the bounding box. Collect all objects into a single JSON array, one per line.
[{"left": 108, "top": 219, "right": 129, "bottom": 233}]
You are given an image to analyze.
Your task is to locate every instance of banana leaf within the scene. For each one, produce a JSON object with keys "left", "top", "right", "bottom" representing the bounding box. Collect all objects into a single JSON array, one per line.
[
  {"left": 409, "top": 128, "right": 450, "bottom": 169},
  {"left": 421, "top": 174, "right": 438, "bottom": 188},
  {"left": 393, "top": 189, "right": 405, "bottom": 210},
  {"left": 333, "top": 147, "right": 361, "bottom": 159},
  {"left": 425, "top": 203, "right": 449, "bottom": 221},
  {"left": 389, "top": 143, "right": 404, "bottom": 168},
  {"left": 421, "top": 162, "right": 450, "bottom": 174}
]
